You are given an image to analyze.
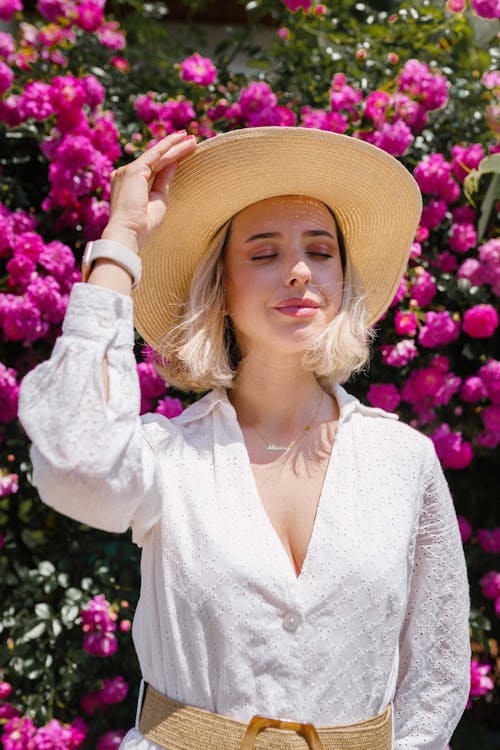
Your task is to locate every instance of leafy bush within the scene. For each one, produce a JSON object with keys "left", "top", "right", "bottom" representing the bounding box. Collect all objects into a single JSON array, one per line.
[{"left": 0, "top": 0, "right": 499, "bottom": 747}]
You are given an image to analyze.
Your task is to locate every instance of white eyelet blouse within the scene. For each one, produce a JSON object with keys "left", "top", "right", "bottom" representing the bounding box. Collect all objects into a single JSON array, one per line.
[{"left": 18, "top": 283, "right": 471, "bottom": 750}]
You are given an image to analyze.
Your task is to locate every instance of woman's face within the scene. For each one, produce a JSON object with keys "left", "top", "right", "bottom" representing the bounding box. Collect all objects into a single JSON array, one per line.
[{"left": 223, "top": 195, "right": 344, "bottom": 358}]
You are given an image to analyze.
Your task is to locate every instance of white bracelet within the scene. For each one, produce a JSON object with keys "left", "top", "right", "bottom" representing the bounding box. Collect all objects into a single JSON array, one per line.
[{"left": 81, "top": 239, "right": 142, "bottom": 289}]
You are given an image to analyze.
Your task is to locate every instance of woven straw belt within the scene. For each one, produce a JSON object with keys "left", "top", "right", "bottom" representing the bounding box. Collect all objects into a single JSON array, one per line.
[{"left": 139, "top": 684, "right": 393, "bottom": 750}]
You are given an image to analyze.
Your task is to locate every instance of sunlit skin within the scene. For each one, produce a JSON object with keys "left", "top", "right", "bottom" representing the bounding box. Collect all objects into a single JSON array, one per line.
[{"left": 223, "top": 195, "right": 344, "bottom": 363}]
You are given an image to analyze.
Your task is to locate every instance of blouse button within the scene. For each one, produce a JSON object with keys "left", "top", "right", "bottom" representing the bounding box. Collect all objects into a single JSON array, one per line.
[{"left": 282, "top": 611, "right": 302, "bottom": 632}]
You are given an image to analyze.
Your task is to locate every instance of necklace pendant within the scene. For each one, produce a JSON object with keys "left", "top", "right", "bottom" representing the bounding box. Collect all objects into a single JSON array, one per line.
[{"left": 266, "top": 443, "right": 291, "bottom": 452}]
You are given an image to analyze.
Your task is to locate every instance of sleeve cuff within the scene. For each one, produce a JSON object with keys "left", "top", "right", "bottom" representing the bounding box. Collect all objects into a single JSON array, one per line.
[{"left": 62, "top": 282, "right": 134, "bottom": 348}]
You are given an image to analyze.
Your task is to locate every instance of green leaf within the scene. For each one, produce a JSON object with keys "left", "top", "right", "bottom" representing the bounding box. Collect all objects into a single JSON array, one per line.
[{"left": 34, "top": 603, "right": 51, "bottom": 619}]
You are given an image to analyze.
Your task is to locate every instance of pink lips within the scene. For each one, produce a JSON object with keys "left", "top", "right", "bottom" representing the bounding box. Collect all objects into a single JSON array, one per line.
[{"left": 274, "top": 298, "right": 320, "bottom": 318}]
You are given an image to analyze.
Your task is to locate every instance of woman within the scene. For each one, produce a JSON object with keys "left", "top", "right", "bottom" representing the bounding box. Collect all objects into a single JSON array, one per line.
[{"left": 19, "top": 127, "right": 471, "bottom": 750}]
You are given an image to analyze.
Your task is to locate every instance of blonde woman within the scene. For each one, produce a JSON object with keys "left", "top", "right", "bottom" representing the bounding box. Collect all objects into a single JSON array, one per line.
[{"left": 19, "top": 128, "right": 471, "bottom": 750}]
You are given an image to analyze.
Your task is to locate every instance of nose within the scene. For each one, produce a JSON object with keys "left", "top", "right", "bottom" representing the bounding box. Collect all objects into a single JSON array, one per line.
[{"left": 286, "top": 259, "right": 311, "bottom": 288}]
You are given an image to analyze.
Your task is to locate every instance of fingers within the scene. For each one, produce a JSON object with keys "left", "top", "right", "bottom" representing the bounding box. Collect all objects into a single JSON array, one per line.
[
  {"left": 111, "top": 132, "right": 197, "bottom": 186},
  {"left": 150, "top": 162, "right": 177, "bottom": 200}
]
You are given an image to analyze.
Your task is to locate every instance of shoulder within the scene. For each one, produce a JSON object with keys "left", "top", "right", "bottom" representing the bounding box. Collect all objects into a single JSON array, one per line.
[
  {"left": 336, "top": 384, "right": 434, "bottom": 462},
  {"left": 140, "top": 389, "right": 228, "bottom": 448}
]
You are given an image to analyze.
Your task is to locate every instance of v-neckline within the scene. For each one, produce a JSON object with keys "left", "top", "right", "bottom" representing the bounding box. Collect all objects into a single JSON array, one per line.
[{"left": 228, "top": 398, "right": 340, "bottom": 584}]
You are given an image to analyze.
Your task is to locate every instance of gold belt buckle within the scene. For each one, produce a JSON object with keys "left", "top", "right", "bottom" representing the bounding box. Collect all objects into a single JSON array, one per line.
[{"left": 241, "top": 714, "right": 325, "bottom": 750}]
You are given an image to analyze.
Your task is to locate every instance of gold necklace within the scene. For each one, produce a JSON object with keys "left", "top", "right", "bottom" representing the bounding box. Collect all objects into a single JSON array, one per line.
[{"left": 251, "top": 391, "right": 324, "bottom": 452}]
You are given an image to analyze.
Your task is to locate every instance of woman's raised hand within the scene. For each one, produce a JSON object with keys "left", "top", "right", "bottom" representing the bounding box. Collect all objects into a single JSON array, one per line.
[{"left": 101, "top": 131, "right": 197, "bottom": 254}]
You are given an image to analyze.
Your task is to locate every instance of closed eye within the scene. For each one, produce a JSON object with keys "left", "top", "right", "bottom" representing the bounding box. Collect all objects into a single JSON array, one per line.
[{"left": 251, "top": 254, "right": 278, "bottom": 261}]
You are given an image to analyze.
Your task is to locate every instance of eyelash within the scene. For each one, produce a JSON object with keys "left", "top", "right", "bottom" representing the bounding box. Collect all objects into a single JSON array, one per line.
[{"left": 251, "top": 252, "right": 333, "bottom": 261}]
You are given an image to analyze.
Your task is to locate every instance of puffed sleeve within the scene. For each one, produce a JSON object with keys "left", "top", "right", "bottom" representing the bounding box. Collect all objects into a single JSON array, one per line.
[
  {"left": 393, "top": 440, "right": 471, "bottom": 749},
  {"left": 18, "top": 282, "right": 165, "bottom": 547}
]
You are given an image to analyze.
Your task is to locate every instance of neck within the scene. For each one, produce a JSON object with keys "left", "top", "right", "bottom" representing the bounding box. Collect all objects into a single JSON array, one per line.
[{"left": 228, "top": 353, "right": 332, "bottom": 438}]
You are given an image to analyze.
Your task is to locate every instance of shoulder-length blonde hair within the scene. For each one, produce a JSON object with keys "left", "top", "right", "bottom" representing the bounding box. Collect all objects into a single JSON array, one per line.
[{"left": 155, "top": 208, "right": 373, "bottom": 392}]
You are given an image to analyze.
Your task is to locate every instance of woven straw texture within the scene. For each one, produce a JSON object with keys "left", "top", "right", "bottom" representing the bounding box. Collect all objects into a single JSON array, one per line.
[
  {"left": 133, "top": 127, "right": 422, "bottom": 352},
  {"left": 139, "top": 684, "right": 393, "bottom": 750}
]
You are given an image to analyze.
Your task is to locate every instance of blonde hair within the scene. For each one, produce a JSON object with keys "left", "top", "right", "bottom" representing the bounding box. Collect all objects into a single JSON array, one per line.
[{"left": 156, "top": 214, "right": 373, "bottom": 392}]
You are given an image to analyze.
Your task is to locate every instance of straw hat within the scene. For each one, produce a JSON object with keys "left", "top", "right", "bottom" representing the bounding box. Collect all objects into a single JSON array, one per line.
[{"left": 133, "top": 127, "right": 422, "bottom": 350}]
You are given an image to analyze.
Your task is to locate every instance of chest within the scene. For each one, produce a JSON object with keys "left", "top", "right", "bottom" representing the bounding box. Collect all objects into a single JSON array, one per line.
[{"left": 250, "top": 447, "right": 332, "bottom": 577}]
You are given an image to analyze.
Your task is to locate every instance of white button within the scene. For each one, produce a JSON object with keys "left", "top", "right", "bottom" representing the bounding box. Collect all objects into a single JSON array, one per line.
[
  {"left": 282, "top": 611, "right": 302, "bottom": 632},
  {"left": 97, "top": 311, "right": 115, "bottom": 328}
]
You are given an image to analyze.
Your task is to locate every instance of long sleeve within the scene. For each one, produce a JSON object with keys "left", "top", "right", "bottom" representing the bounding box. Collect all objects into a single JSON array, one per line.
[
  {"left": 393, "top": 439, "right": 471, "bottom": 749},
  {"left": 18, "top": 282, "right": 165, "bottom": 547}
]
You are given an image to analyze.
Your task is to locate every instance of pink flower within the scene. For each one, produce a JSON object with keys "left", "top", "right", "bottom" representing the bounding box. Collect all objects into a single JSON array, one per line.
[
  {"left": 461, "top": 376, "right": 487, "bottom": 403},
  {"left": 81, "top": 594, "right": 116, "bottom": 632},
  {"left": 477, "top": 528, "right": 500, "bottom": 554},
  {"left": 137, "top": 362, "right": 166, "bottom": 400},
  {"left": 470, "top": 0, "right": 500, "bottom": 18},
  {"left": 434, "top": 251, "right": 457, "bottom": 273},
  {"left": 447, "top": 0, "right": 466, "bottom": 10},
  {"left": 362, "top": 120, "right": 413, "bottom": 157},
  {"left": 401, "top": 367, "right": 461, "bottom": 419},
  {"left": 418, "top": 311, "right": 460, "bottom": 348},
  {"left": 469, "top": 660, "right": 494, "bottom": 700},
  {"left": 451, "top": 143, "right": 485, "bottom": 183},
  {"left": 0, "top": 472, "right": 19, "bottom": 496},
  {"left": 180, "top": 52, "right": 217, "bottom": 86},
  {"left": 457, "top": 258, "right": 484, "bottom": 287},
  {"left": 366, "top": 383, "right": 401, "bottom": 412},
  {"left": 390, "top": 276, "right": 408, "bottom": 307},
  {"left": 0, "top": 94, "right": 27, "bottom": 127},
  {"left": 156, "top": 396, "right": 184, "bottom": 419},
  {"left": 300, "top": 106, "right": 347, "bottom": 133},
  {"left": 0, "top": 363, "right": 19, "bottom": 424},
  {"left": 397, "top": 59, "right": 449, "bottom": 111},
  {"left": 462, "top": 304, "right": 499, "bottom": 338},
  {"left": 394, "top": 310, "right": 418, "bottom": 336},
  {"left": 83, "top": 631, "right": 118, "bottom": 657},
  {"left": 76, "top": 1, "right": 104, "bottom": 32},
  {"left": 431, "top": 424, "right": 473, "bottom": 469},
  {"left": 409, "top": 269, "right": 437, "bottom": 307},
  {"left": 380, "top": 339, "right": 418, "bottom": 367},
  {"left": 97, "top": 21, "right": 126, "bottom": 50},
  {"left": 238, "top": 82, "right": 277, "bottom": 122},
  {"left": 0, "top": 293, "right": 46, "bottom": 341},
  {"left": 98, "top": 676, "right": 128, "bottom": 704},
  {"left": 458, "top": 516, "right": 472, "bottom": 543},
  {"left": 0, "top": 61, "right": 14, "bottom": 96},
  {"left": 420, "top": 198, "right": 448, "bottom": 229},
  {"left": 2, "top": 716, "right": 37, "bottom": 750},
  {"left": 478, "top": 360, "right": 500, "bottom": 403},
  {"left": 330, "top": 73, "right": 362, "bottom": 114},
  {"left": 0, "top": 681, "right": 12, "bottom": 699},
  {"left": 0, "top": 31, "right": 15, "bottom": 59},
  {"left": 134, "top": 93, "right": 160, "bottom": 123},
  {"left": 281, "top": 0, "right": 312, "bottom": 10},
  {"left": 0, "top": 0, "right": 22, "bottom": 21},
  {"left": 414, "top": 153, "right": 452, "bottom": 196},
  {"left": 479, "top": 571, "right": 500, "bottom": 599},
  {"left": 96, "top": 730, "right": 127, "bottom": 750},
  {"left": 482, "top": 404, "right": 500, "bottom": 435},
  {"left": 0, "top": 704, "right": 21, "bottom": 721},
  {"left": 38, "top": 0, "right": 72, "bottom": 21},
  {"left": 363, "top": 90, "right": 389, "bottom": 126},
  {"left": 479, "top": 238, "right": 500, "bottom": 296},
  {"left": 449, "top": 223, "right": 477, "bottom": 254}
]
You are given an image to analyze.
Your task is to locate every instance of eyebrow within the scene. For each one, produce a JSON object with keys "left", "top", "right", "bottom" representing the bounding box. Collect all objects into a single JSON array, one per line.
[{"left": 244, "top": 230, "right": 336, "bottom": 243}]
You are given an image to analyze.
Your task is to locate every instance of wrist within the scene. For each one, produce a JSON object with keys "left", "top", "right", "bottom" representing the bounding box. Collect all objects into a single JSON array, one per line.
[
  {"left": 101, "top": 223, "right": 140, "bottom": 254},
  {"left": 82, "top": 239, "right": 142, "bottom": 289}
]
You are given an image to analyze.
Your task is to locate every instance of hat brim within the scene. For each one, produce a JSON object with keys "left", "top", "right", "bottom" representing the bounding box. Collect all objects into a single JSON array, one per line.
[{"left": 133, "top": 127, "right": 422, "bottom": 351}]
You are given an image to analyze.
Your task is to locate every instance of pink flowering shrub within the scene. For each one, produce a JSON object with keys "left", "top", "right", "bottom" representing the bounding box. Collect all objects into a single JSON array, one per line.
[{"left": 0, "top": 0, "right": 499, "bottom": 745}]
